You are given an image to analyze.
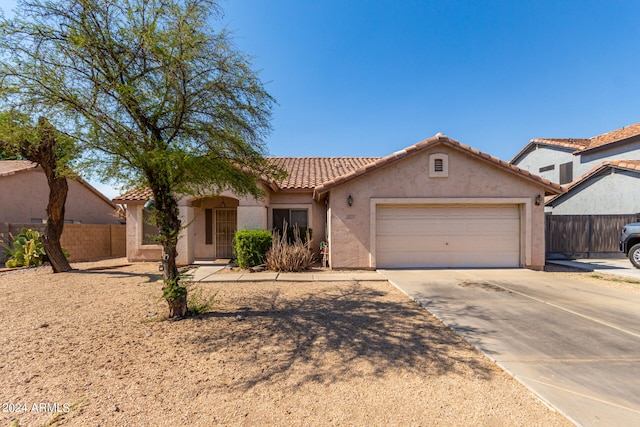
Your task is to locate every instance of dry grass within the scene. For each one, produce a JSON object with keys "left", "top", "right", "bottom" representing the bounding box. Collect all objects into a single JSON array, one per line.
[{"left": 0, "top": 259, "right": 571, "bottom": 426}]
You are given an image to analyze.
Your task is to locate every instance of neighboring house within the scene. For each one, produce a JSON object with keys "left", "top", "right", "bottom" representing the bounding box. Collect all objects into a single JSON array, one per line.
[
  {"left": 0, "top": 160, "right": 121, "bottom": 224},
  {"left": 114, "top": 134, "right": 562, "bottom": 270},
  {"left": 511, "top": 122, "right": 640, "bottom": 214},
  {"left": 545, "top": 160, "right": 640, "bottom": 215}
]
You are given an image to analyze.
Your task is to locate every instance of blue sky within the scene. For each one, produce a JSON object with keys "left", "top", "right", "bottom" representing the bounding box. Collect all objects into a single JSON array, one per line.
[{"left": 3, "top": 0, "right": 640, "bottom": 198}]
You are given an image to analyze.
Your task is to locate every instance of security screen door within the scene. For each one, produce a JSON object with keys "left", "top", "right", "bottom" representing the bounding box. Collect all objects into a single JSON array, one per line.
[{"left": 215, "top": 209, "right": 237, "bottom": 258}]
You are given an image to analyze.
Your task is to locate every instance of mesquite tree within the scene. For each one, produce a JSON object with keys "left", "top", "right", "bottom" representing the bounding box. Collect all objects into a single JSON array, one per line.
[
  {"left": 0, "top": 0, "right": 279, "bottom": 317},
  {"left": 0, "top": 112, "right": 76, "bottom": 273}
]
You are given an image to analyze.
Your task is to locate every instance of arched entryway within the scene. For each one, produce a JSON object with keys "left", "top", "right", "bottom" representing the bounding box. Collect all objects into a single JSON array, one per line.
[{"left": 191, "top": 196, "right": 239, "bottom": 259}]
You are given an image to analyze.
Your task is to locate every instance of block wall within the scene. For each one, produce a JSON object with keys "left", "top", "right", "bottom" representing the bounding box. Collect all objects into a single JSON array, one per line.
[{"left": 0, "top": 223, "right": 126, "bottom": 264}]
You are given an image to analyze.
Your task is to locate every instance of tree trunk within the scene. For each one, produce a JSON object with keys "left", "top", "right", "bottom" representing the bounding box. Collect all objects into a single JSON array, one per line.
[
  {"left": 166, "top": 295, "right": 187, "bottom": 318},
  {"left": 33, "top": 117, "right": 72, "bottom": 273},
  {"left": 152, "top": 181, "right": 187, "bottom": 318},
  {"left": 42, "top": 175, "right": 72, "bottom": 272}
]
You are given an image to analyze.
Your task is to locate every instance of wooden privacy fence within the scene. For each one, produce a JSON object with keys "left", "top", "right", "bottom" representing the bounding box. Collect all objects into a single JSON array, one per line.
[
  {"left": 0, "top": 222, "right": 125, "bottom": 264},
  {"left": 545, "top": 214, "right": 640, "bottom": 258}
]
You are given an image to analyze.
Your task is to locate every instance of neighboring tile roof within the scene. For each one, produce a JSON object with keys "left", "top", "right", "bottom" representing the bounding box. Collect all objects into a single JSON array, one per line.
[
  {"left": 606, "top": 159, "right": 640, "bottom": 171},
  {"left": 313, "top": 134, "right": 564, "bottom": 200},
  {"left": 528, "top": 138, "right": 591, "bottom": 150},
  {"left": 586, "top": 122, "right": 640, "bottom": 152},
  {"left": 0, "top": 160, "right": 38, "bottom": 176},
  {"left": 512, "top": 122, "right": 640, "bottom": 163},
  {"left": 546, "top": 159, "right": 640, "bottom": 205}
]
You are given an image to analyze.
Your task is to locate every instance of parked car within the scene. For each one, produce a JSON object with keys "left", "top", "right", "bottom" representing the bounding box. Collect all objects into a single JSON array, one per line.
[{"left": 620, "top": 222, "right": 640, "bottom": 268}]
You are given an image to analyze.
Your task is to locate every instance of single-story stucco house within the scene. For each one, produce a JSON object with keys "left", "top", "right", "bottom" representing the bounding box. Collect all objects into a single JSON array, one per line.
[
  {"left": 113, "top": 134, "right": 563, "bottom": 270},
  {"left": 0, "top": 160, "right": 121, "bottom": 224}
]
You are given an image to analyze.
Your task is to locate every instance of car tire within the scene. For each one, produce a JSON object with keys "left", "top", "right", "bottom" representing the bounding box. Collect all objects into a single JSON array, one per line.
[{"left": 629, "top": 243, "right": 640, "bottom": 269}]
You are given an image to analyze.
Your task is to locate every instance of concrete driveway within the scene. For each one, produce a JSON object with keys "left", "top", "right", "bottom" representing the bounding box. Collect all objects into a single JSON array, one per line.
[{"left": 379, "top": 268, "right": 640, "bottom": 427}]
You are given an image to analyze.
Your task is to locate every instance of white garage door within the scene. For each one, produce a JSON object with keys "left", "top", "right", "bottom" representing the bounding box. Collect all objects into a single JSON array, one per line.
[{"left": 376, "top": 205, "right": 520, "bottom": 268}]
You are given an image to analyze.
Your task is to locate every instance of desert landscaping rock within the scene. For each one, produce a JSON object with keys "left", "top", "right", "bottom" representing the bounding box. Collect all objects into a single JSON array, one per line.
[{"left": 0, "top": 259, "right": 571, "bottom": 426}]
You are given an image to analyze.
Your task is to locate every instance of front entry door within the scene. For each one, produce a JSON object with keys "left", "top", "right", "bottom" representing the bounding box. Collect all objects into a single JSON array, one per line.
[{"left": 216, "top": 208, "right": 237, "bottom": 258}]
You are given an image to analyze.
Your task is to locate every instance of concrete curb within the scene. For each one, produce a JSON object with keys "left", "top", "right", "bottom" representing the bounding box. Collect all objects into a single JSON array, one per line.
[{"left": 189, "top": 266, "right": 388, "bottom": 283}]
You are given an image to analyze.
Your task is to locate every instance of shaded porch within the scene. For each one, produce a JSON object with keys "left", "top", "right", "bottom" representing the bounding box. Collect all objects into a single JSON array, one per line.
[{"left": 191, "top": 196, "right": 238, "bottom": 260}]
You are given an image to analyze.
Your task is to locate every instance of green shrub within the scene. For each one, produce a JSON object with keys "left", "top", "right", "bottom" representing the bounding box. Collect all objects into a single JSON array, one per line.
[
  {"left": 266, "top": 226, "right": 315, "bottom": 272},
  {"left": 4, "top": 228, "right": 46, "bottom": 268},
  {"left": 235, "top": 229, "right": 273, "bottom": 268},
  {"left": 187, "top": 285, "right": 217, "bottom": 316}
]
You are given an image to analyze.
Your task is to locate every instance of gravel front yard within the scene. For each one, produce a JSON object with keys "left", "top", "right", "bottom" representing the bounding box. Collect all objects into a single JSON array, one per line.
[{"left": 0, "top": 259, "right": 571, "bottom": 426}]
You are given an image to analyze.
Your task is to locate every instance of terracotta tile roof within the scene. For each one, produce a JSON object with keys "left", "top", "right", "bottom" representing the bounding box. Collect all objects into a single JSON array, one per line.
[
  {"left": 546, "top": 159, "right": 640, "bottom": 205},
  {"left": 113, "top": 157, "right": 380, "bottom": 201},
  {"left": 585, "top": 122, "right": 640, "bottom": 152},
  {"left": 270, "top": 157, "right": 379, "bottom": 189},
  {"left": 313, "top": 134, "right": 564, "bottom": 200},
  {"left": 0, "top": 160, "right": 38, "bottom": 176},
  {"left": 114, "top": 136, "right": 564, "bottom": 203},
  {"left": 529, "top": 138, "right": 591, "bottom": 150},
  {"left": 113, "top": 187, "right": 154, "bottom": 202},
  {"left": 514, "top": 122, "right": 640, "bottom": 163},
  {"left": 607, "top": 159, "right": 640, "bottom": 171}
]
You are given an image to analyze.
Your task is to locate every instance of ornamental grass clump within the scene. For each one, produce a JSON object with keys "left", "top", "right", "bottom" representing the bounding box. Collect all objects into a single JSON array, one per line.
[{"left": 266, "top": 224, "right": 315, "bottom": 272}]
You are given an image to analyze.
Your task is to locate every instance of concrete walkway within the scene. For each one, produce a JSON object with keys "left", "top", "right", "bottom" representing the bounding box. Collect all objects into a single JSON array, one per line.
[
  {"left": 187, "top": 263, "right": 386, "bottom": 282},
  {"left": 547, "top": 258, "right": 640, "bottom": 281},
  {"left": 380, "top": 268, "right": 640, "bottom": 427}
]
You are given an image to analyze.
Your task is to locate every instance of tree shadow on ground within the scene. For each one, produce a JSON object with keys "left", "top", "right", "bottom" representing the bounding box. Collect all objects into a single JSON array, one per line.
[
  {"left": 188, "top": 281, "right": 496, "bottom": 391},
  {"left": 66, "top": 268, "right": 162, "bottom": 283}
]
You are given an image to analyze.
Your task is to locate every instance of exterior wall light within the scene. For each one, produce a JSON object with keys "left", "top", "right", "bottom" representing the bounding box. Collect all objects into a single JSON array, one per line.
[
  {"left": 144, "top": 199, "right": 156, "bottom": 210},
  {"left": 535, "top": 194, "right": 543, "bottom": 206},
  {"left": 347, "top": 194, "right": 353, "bottom": 207}
]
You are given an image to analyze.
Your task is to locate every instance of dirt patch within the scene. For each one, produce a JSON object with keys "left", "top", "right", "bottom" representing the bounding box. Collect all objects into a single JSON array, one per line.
[
  {"left": 1, "top": 260, "right": 570, "bottom": 426},
  {"left": 545, "top": 263, "right": 640, "bottom": 294}
]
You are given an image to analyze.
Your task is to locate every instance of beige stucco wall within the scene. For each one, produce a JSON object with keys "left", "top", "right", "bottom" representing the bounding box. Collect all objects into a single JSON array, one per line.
[
  {"left": 238, "top": 206, "right": 268, "bottom": 230},
  {"left": 325, "top": 145, "right": 548, "bottom": 269},
  {"left": 124, "top": 187, "right": 278, "bottom": 265},
  {"left": 125, "top": 203, "right": 162, "bottom": 262},
  {"left": 0, "top": 169, "right": 119, "bottom": 224},
  {"left": 235, "top": 190, "right": 269, "bottom": 231}
]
